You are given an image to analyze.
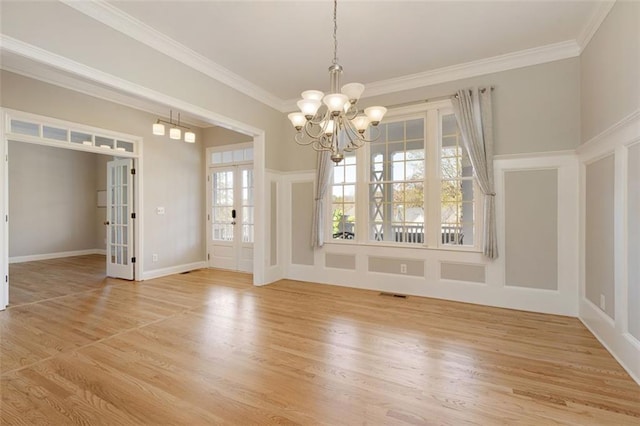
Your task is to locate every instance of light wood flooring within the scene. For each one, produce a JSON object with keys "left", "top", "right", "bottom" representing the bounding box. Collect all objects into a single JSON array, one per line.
[{"left": 1, "top": 256, "right": 639, "bottom": 425}]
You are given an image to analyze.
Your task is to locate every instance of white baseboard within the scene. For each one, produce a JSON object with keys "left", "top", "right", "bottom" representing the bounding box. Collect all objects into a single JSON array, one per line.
[
  {"left": 9, "top": 249, "right": 106, "bottom": 264},
  {"left": 142, "top": 261, "right": 207, "bottom": 280},
  {"left": 580, "top": 298, "right": 640, "bottom": 386},
  {"left": 260, "top": 264, "right": 284, "bottom": 286}
]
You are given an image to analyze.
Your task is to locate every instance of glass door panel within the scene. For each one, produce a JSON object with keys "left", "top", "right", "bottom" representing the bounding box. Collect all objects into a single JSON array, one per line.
[{"left": 106, "top": 159, "right": 134, "bottom": 279}]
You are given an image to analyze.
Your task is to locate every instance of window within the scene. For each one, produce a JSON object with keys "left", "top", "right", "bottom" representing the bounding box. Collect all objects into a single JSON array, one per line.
[
  {"left": 326, "top": 101, "right": 480, "bottom": 249},
  {"left": 211, "top": 146, "right": 253, "bottom": 165},
  {"left": 369, "top": 118, "right": 425, "bottom": 244},
  {"left": 440, "top": 114, "right": 474, "bottom": 246},
  {"left": 330, "top": 151, "right": 356, "bottom": 239}
]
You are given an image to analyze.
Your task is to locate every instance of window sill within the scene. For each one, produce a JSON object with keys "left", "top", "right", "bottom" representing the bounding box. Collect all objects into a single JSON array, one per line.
[{"left": 323, "top": 240, "right": 482, "bottom": 254}]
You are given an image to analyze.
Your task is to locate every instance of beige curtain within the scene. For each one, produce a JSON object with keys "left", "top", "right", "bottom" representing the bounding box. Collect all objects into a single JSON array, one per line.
[
  {"left": 451, "top": 87, "right": 498, "bottom": 259},
  {"left": 311, "top": 150, "right": 333, "bottom": 248}
]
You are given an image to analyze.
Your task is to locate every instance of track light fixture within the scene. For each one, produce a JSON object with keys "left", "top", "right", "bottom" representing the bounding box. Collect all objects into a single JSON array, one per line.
[{"left": 152, "top": 110, "right": 196, "bottom": 143}]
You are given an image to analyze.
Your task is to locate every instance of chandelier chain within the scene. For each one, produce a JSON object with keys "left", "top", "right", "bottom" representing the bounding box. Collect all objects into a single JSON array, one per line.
[
  {"left": 288, "top": 0, "right": 387, "bottom": 163},
  {"left": 332, "top": 0, "right": 338, "bottom": 65}
]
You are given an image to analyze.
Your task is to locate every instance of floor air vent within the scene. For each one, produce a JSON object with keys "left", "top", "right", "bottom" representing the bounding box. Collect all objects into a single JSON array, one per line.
[{"left": 379, "top": 292, "right": 408, "bottom": 299}]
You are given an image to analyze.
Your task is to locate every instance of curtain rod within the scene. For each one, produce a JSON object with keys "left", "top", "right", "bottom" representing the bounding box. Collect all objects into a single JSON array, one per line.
[{"left": 383, "top": 87, "right": 495, "bottom": 110}]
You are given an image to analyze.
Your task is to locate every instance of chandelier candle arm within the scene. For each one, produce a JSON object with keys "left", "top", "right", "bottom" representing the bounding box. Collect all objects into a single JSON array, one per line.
[{"left": 289, "top": 0, "right": 387, "bottom": 163}]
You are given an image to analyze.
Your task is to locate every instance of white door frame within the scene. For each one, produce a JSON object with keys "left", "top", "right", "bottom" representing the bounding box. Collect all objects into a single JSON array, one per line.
[
  {"left": 206, "top": 160, "right": 254, "bottom": 273},
  {"left": 0, "top": 108, "right": 144, "bottom": 309},
  {"left": 106, "top": 158, "right": 135, "bottom": 280},
  {"left": 204, "top": 142, "right": 254, "bottom": 272}
]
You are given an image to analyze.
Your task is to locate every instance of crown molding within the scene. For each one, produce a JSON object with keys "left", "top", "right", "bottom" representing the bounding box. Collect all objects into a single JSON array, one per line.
[
  {"left": 0, "top": 61, "right": 211, "bottom": 129},
  {"left": 363, "top": 40, "right": 581, "bottom": 99},
  {"left": 0, "top": 35, "right": 262, "bottom": 136},
  {"left": 577, "top": 109, "right": 640, "bottom": 160},
  {"left": 283, "top": 40, "right": 580, "bottom": 111},
  {"left": 11, "top": 1, "right": 595, "bottom": 115},
  {"left": 60, "top": 0, "right": 284, "bottom": 112},
  {"left": 576, "top": 1, "right": 616, "bottom": 52}
]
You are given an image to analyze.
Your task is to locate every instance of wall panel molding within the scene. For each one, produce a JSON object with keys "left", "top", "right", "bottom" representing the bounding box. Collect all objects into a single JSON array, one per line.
[
  {"left": 579, "top": 110, "right": 640, "bottom": 385},
  {"left": 280, "top": 152, "right": 579, "bottom": 316}
]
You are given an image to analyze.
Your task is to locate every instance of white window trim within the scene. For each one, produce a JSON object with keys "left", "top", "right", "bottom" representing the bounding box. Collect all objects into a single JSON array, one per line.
[
  {"left": 325, "top": 100, "right": 483, "bottom": 253},
  {"left": 206, "top": 142, "right": 254, "bottom": 167}
]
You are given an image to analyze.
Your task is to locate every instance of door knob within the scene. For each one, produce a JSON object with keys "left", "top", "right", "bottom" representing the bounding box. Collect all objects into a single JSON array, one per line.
[{"left": 103, "top": 221, "right": 110, "bottom": 225}]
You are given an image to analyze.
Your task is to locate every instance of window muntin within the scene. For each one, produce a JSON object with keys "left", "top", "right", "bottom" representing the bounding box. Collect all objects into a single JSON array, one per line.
[
  {"left": 211, "top": 170, "right": 234, "bottom": 242},
  {"left": 211, "top": 147, "right": 253, "bottom": 165},
  {"left": 331, "top": 151, "right": 356, "bottom": 239},
  {"left": 440, "top": 114, "right": 474, "bottom": 246},
  {"left": 369, "top": 118, "right": 425, "bottom": 244},
  {"left": 324, "top": 102, "right": 480, "bottom": 250},
  {"left": 241, "top": 168, "right": 254, "bottom": 243}
]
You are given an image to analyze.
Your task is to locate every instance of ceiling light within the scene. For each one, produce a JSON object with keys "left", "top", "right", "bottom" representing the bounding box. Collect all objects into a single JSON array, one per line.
[
  {"left": 288, "top": 0, "right": 386, "bottom": 163},
  {"left": 184, "top": 131, "right": 196, "bottom": 143},
  {"left": 152, "top": 122, "right": 165, "bottom": 136},
  {"left": 169, "top": 127, "right": 181, "bottom": 140},
  {"left": 152, "top": 110, "right": 196, "bottom": 143}
]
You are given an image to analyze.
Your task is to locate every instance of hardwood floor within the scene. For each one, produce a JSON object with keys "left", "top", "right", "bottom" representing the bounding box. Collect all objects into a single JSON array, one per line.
[
  {"left": 1, "top": 257, "right": 639, "bottom": 425},
  {"left": 8, "top": 254, "right": 114, "bottom": 306}
]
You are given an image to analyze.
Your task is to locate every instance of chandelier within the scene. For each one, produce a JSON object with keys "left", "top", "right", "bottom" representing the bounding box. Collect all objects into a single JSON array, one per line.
[
  {"left": 152, "top": 110, "right": 196, "bottom": 143},
  {"left": 287, "top": 0, "right": 387, "bottom": 163}
]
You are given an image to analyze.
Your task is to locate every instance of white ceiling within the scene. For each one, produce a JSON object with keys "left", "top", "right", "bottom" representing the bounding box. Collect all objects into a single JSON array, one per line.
[
  {"left": 0, "top": 0, "right": 612, "bottom": 119},
  {"left": 105, "top": 0, "right": 604, "bottom": 101}
]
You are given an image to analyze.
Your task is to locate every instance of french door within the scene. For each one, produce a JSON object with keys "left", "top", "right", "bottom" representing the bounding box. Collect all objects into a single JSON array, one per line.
[
  {"left": 208, "top": 165, "right": 254, "bottom": 272},
  {"left": 106, "top": 158, "right": 134, "bottom": 279}
]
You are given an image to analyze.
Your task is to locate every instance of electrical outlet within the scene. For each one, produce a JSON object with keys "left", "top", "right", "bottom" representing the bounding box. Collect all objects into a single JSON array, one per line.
[
  {"left": 152, "top": 253, "right": 158, "bottom": 262},
  {"left": 400, "top": 263, "right": 407, "bottom": 274},
  {"left": 600, "top": 294, "right": 606, "bottom": 311}
]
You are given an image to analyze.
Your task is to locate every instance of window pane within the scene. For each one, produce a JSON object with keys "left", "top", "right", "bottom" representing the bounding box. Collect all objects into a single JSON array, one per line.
[
  {"left": 43, "top": 126, "right": 67, "bottom": 141},
  {"left": 368, "top": 117, "right": 426, "bottom": 245},
  {"left": 70, "top": 131, "right": 92, "bottom": 145},
  {"left": 331, "top": 151, "right": 356, "bottom": 240},
  {"left": 116, "top": 140, "right": 135, "bottom": 153},
  {"left": 406, "top": 119, "right": 424, "bottom": 140},
  {"left": 244, "top": 148, "right": 254, "bottom": 161},
  {"left": 96, "top": 136, "right": 114, "bottom": 149},
  {"left": 11, "top": 120, "right": 39, "bottom": 136},
  {"left": 369, "top": 181, "right": 424, "bottom": 244},
  {"left": 387, "top": 122, "right": 404, "bottom": 142}
]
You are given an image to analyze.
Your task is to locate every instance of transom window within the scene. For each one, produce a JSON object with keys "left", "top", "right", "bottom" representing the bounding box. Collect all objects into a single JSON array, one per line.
[
  {"left": 327, "top": 101, "right": 481, "bottom": 250},
  {"left": 7, "top": 114, "right": 138, "bottom": 154}
]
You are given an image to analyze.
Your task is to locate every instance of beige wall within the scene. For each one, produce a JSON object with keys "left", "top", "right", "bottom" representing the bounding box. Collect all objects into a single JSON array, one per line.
[
  {"left": 585, "top": 155, "right": 615, "bottom": 319},
  {"left": 203, "top": 127, "right": 253, "bottom": 148},
  {"left": 8, "top": 142, "right": 99, "bottom": 257},
  {"left": 1, "top": 71, "right": 206, "bottom": 271},
  {"left": 581, "top": 1, "right": 640, "bottom": 143},
  {"left": 505, "top": 169, "right": 558, "bottom": 290},
  {"left": 282, "top": 58, "right": 581, "bottom": 172}
]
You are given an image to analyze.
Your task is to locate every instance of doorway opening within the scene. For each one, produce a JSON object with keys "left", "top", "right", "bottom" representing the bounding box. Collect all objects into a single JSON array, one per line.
[
  {"left": 1, "top": 108, "right": 142, "bottom": 308},
  {"left": 206, "top": 143, "right": 254, "bottom": 273}
]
